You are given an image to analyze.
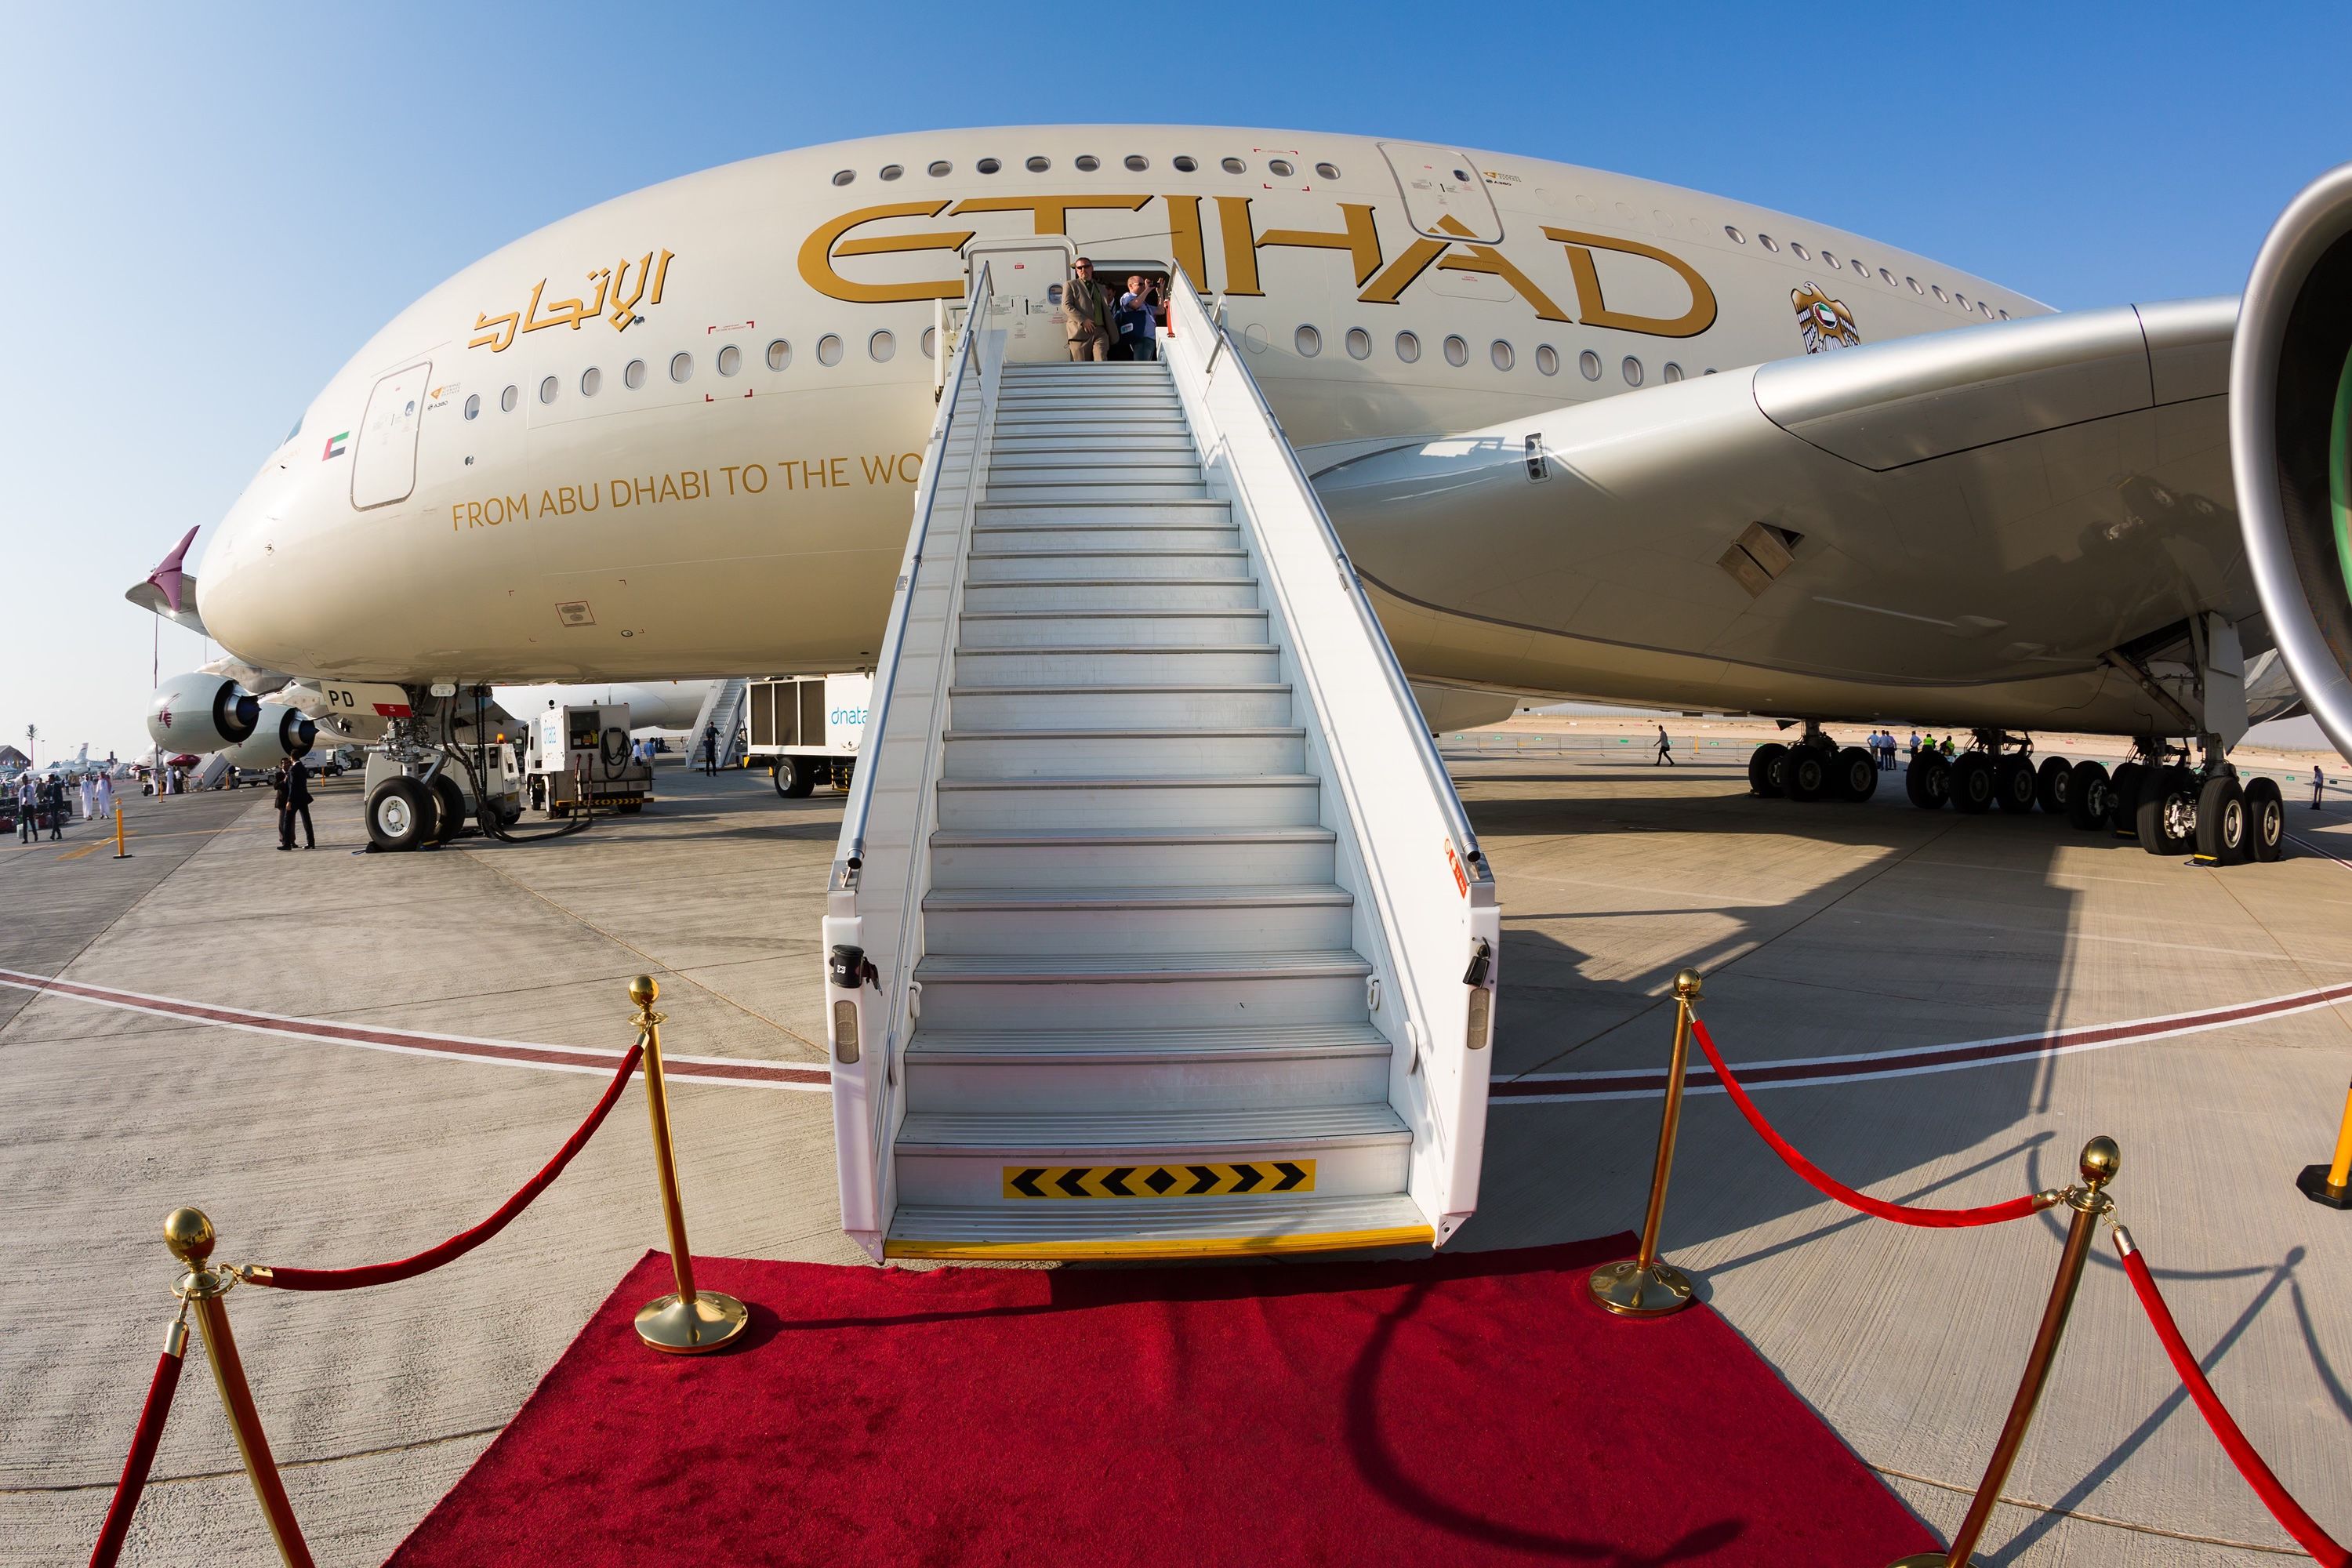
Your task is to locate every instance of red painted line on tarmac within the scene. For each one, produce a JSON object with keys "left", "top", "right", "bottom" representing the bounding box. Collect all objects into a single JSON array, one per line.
[
  {"left": 1495, "top": 979, "right": 2352, "bottom": 1103},
  {"left": 0, "top": 967, "right": 831, "bottom": 1091}
]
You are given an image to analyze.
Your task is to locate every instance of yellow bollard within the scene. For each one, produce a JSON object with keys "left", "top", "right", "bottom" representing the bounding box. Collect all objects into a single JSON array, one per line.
[
  {"left": 2296, "top": 1080, "right": 2352, "bottom": 1210},
  {"left": 113, "top": 804, "right": 129, "bottom": 859},
  {"left": 165, "top": 1208, "right": 314, "bottom": 1567},
  {"left": 1588, "top": 969, "right": 1703, "bottom": 1317},
  {"left": 627, "top": 976, "right": 750, "bottom": 1353},
  {"left": 1889, "top": 1138, "right": 2119, "bottom": 1568}
]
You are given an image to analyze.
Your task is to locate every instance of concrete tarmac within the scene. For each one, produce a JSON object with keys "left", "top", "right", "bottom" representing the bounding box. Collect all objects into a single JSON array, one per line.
[{"left": 3, "top": 750, "right": 2347, "bottom": 1564}]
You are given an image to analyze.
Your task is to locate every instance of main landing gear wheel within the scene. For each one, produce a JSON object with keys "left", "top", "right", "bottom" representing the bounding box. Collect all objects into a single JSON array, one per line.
[
  {"left": 2065, "top": 760, "right": 2111, "bottom": 831},
  {"left": 1949, "top": 751, "right": 1998, "bottom": 814},
  {"left": 2035, "top": 756, "right": 2073, "bottom": 815},
  {"left": 2136, "top": 764, "right": 2198, "bottom": 856},
  {"left": 366, "top": 778, "right": 437, "bottom": 852},
  {"left": 2107, "top": 761, "right": 2144, "bottom": 838},
  {"left": 773, "top": 756, "right": 816, "bottom": 799},
  {"left": 430, "top": 775, "right": 467, "bottom": 844},
  {"left": 2245, "top": 776, "right": 2286, "bottom": 862},
  {"left": 2194, "top": 776, "right": 2249, "bottom": 864},
  {"left": 1831, "top": 746, "right": 1878, "bottom": 802},
  {"left": 1748, "top": 742, "right": 1788, "bottom": 798},
  {"left": 1906, "top": 751, "right": 1951, "bottom": 810},
  {"left": 1994, "top": 755, "right": 2038, "bottom": 815},
  {"left": 1784, "top": 745, "right": 1831, "bottom": 801}
]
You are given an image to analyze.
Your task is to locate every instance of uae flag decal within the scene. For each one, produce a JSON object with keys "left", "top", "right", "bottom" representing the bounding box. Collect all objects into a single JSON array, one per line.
[{"left": 322, "top": 430, "right": 349, "bottom": 460}]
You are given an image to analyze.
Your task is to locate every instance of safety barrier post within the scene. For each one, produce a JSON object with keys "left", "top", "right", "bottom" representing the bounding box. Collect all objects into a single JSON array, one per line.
[
  {"left": 1588, "top": 968, "right": 1703, "bottom": 1317},
  {"left": 164, "top": 1208, "right": 314, "bottom": 1567},
  {"left": 1889, "top": 1136, "right": 2118, "bottom": 1568},
  {"left": 112, "top": 805, "right": 129, "bottom": 858},
  {"left": 2296, "top": 1079, "right": 2352, "bottom": 1210},
  {"left": 627, "top": 976, "right": 749, "bottom": 1354}
]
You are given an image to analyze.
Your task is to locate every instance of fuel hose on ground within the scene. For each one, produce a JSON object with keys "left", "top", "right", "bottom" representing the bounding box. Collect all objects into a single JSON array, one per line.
[{"left": 438, "top": 688, "right": 593, "bottom": 844}]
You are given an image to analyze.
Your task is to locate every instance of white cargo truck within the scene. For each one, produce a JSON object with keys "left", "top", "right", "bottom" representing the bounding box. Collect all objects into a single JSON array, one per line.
[{"left": 745, "top": 673, "right": 869, "bottom": 797}]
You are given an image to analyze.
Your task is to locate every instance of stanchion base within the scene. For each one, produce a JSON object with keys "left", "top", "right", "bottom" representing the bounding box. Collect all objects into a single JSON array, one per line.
[
  {"left": 635, "top": 1290, "right": 750, "bottom": 1354},
  {"left": 1587, "top": 1258, "right": 1694, "bottom": 1318},
  {"left": 2296, "top": 1164, "right": 2352, "bottom": 1210},
  {"left": 1887, "top": 1555, "right": 1980, "bottom": 1567}
]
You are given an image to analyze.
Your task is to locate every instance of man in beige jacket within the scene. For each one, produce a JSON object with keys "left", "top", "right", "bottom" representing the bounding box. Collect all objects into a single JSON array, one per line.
[{"left": 1064, "top": 257, "right": 1114, "bottom": 361}]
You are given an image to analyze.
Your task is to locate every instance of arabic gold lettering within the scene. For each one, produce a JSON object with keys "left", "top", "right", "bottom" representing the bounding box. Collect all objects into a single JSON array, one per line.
[
  {"left": 650, "top": 249, "right": 673, "bottom": 305},
  {"left": 581, "top": 268, "right": 611, "bottom": 327},
  {"left": 608, "top": 254, "right": 649, "bottom": 331},
  {"left": 468, "top": 310, "right": 520, "bottom": 353}
]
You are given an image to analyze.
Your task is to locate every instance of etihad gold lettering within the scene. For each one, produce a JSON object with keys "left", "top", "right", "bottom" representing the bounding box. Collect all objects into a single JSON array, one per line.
[
  {"left": 1215, "top": 196, "right": 1262, "bottom": 297},
  {"left": 1166, "top": 194, "right": 1207, "bottom": 290},
  {"left": 800, "top": 201, "right": 976, "bottom": 303},
  {"left": 1257, "top": 202, "right": 1384, "bottom": 287},
  {"left": 470, "top": 250, "right": 674, "bottom": 351},
  {"left": 948, "top": 194, "right": 1150, "bottom": 234},
  {"left": 1359, "top": 215, "right": 1570, "bottom": 321},
  {"left": 1541, "top": 227, "right": 1717, "bottom": 338}
]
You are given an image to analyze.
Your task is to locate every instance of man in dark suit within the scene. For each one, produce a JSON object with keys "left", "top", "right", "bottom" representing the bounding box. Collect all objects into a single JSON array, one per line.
[{"left": 277, "top": 757, "right": 315, "bottom": 849}]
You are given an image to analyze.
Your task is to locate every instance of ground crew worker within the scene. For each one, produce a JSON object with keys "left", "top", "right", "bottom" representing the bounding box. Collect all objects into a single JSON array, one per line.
[
  {"left": 702, "top": 724, "right": 720, "bottom": 776},
  {"left": 2315, "top": 763, "right": 2327, "bottom": 810},
  {"left": 1655, "top": 725, "right": 1674, "bottom": 766}
]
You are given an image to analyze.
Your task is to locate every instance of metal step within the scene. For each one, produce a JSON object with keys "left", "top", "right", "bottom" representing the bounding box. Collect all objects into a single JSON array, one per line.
[
  {"left": 988, "top": 448, "right": 1197, "bottom": 470},
  {"left": 966, "top": 548, "right": 1250, "bottom": 582},
  {"left": 909, "top": 947, "right": 1370, "bottom": 1029},
  {"left": 991, "top": 433, "right": 1197, "bottom": 454},
  {"left": 902, "top": 1021, "right": 1393, "bottom": 1113},
  {"left": 882, "top": 1192, "right": 1434, "bottom": 1260},
  {"left": 932, "top": 774, "right": 1323, "bottom": 829},
  {"left": 940, "top": 727, "right": 1307, "bottom": 779},
  {"left": 956, "top": 608, "right": 1270, "bottom": 647},
  {"left": 960, "top": 578, "right": 1261, "bottom": 612},
  {"left": 947, "top": 681, "right": 1289, "bottom": 728},
  {"left": 952, "top": 644, "right": 1284, "bottom": 687},
  {"left": 985, "top": 481, "right": 1211, "bottom": 504},
  {"left": 927, "top": 824, "right": 1338, "bottom": 888},
  {"left": 922, "top": 882, "right": 1354, "bottom": 955},
  {"left": 972, "top": 525, "right": 1241, "bottom": 554},
  {"left": 973, "top": 499, "right": 1230, "bottom": 523}
]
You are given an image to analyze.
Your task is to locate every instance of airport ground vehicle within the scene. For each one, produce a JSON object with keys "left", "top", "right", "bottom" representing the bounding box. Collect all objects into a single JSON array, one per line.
[
  {"left": 745, "top": 674, "right": 869, "bottom": 797},
  {"left": 522, "top": 702, "right": 652, "bottom": 815}
]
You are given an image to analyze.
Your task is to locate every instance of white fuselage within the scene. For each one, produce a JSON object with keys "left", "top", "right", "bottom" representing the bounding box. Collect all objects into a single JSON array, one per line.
[{"left": 198, "top": 127, "right": 2040, "bottom": 716}]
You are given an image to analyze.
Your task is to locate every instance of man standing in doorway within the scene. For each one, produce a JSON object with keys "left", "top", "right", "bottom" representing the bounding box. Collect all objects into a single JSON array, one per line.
[{"left": 1064, "top": 258, "right": 1114, "bottom": 363}]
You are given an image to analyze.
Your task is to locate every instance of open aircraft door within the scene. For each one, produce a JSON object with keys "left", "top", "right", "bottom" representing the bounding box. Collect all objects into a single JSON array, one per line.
[
  {"left": 966, "top": 238, "right": 1075, "bottom": 362},
  {"left": 1378, "top": 142, "right": 1504, "bottom": 243},
  {"left": 350, "top": 360, "right": 430, "bottom": 509}
]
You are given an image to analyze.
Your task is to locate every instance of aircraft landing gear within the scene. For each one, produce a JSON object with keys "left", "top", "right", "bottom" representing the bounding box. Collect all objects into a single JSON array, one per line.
[
  {"left": 368, "top": 777, "right": 437, "bottom": 852},
  {"left": 1752, "top": 727, "right": 1878, "bottom": 804},
  {"left": 2065, "top": 760, "right": 2111, "bottom": 830},
  {"left": 1831, "top": 746, "right": 1878, "bottom": 803},
  {"left": 1906, "top": 749, "right": 1952, "bottom": 809},
  {"left": 2034, "top": 755, "right": 2074, "bottom": 815},
  {"left": 2245, "top": 776, "right": 2285, "bottom": 862}
]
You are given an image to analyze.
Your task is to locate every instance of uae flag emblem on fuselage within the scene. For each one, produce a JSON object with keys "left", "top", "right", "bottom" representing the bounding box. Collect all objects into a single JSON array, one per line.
[{"left": 322, "top": 430, "right": 349, "bottom": 460}]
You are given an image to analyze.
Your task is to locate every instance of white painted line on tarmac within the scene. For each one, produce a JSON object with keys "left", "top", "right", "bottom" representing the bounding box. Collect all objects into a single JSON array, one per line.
[
  {"left": 1495, "top": 978, "right": 2352, "bottom": 1103},
  {"left": 0, "top": 967, "right": 831, "bottom": 1091}
]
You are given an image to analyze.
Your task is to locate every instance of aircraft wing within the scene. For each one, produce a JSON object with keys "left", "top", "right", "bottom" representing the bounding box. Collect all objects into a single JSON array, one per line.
[{"left": 1316, "top": 298, "right": 2256, "bottom": 736}]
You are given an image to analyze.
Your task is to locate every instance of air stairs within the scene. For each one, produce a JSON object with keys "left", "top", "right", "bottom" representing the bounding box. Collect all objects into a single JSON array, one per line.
[
  {"left": 684, "top": 677, "right": 750, "bottom": 768},
  {"left": 824, "top": 266, "right": 1498, "bottom": 1261}
]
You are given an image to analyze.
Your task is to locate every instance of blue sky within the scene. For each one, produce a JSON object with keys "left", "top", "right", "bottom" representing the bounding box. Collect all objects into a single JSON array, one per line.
[{"left": 3, "top": 2, "right": 2346, "bottom": 759}]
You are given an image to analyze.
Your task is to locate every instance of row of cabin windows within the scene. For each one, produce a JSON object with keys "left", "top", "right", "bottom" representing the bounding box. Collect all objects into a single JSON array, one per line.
[
  {"left": 834, "top": 154, "right": 1343, "bottom": 184},
  {"left": 1275, "top": 325, "right": 1708, "bottom": 387},
  {"left": 1722, "top": 225, "right": 2011, "bottom": 320},
  {"left": 462, "top": 329, "right": 936, "bottom": 416}
]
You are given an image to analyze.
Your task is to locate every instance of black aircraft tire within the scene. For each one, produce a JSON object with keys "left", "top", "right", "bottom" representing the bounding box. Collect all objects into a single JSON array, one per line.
[
  {"left": 2136, "top": 764, "right": 2198, "bottom": 855},
  {"left": 1748, "top": 742, "right": 1787, "bottom": 798},
  {"left": 430, "top": 775, "right": 467, "bottom": 844},
  {"left": 1785, "top": 746, "right": 1830, "bottom": 801},
  {"left": 1832, "top": 746, "right": 1878, "bottom": 803},
  {"left": 366, "top": 778, "right": 437, "bottom": 852},
  {"left": 2065, "top": 760, "right": 2111, "bottom": 831},
  {"left": 2035, "top": 756, "right": 2072, "bottom": 815},
  {"left": 2195, "top": 776, "right": 2249, "bottom": 864},
  {"left": 1906, "top": 752, "right": 1951, "bottom": 810},
  {"left": 1994, "top": 755, "right": 2038, "bottom": 815},
  {"left": 1950, "top": 752, "right": 1997, "bottom": 814},
  {"left": 2245, "top": 777, "right": 2285, "bottom": 862},
  {"left": 2108, "top": 761, "right": 2144, "bottom": 837}
]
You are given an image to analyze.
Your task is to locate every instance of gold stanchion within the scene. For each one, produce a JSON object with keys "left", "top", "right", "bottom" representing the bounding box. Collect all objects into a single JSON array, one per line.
[
  {"left": 2295, "top": 1079, "right": 2352, "bottom": 1210},
  {"left": 1588, "top": 968, "right": 1702, "bottom": 1318},
  {"left": 1889, "top": 1137, "right": 2118, "bottom": 1568},
  {"left": 628, "top": 976, "right": 750, "bottom": 1354},
  {"left": 164, "top": 1208, "right": 314, "bottom": 1568}
]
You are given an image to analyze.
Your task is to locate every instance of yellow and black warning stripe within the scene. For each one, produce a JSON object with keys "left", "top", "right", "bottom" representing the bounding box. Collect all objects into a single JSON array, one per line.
[{"left": 1001, "top": 1160, "right": 1315, "bottom": 1200}]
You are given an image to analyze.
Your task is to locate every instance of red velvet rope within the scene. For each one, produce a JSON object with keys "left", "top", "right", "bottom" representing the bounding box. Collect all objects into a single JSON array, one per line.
[
  {"left": 1690, "top": 1018, "right": 2050, "bottom": 1228},
  {"left": 2118, "top": 1243, "right": 2349, "bottom": 1564},
  {"left": 245, "top": 1039, "right": 643, "bottom": 1292},
  {"left": 89, "top": 1343, "right": 184, "bottom": 1568}
]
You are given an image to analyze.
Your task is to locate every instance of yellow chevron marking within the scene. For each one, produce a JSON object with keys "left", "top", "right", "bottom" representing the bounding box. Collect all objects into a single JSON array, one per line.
[{"left": 1000, "top": 1160, "right": 1316, "bottom": 1200}]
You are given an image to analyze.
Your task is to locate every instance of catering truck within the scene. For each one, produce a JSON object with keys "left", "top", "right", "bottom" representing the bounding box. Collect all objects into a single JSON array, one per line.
[{"left": 744, "top": 673, "right": 869, "bottom": 797}]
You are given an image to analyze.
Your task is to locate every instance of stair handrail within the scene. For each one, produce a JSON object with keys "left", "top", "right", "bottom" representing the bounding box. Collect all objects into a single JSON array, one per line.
[{"left": 832, "top": 263, "right": 991, "bottom": 892}]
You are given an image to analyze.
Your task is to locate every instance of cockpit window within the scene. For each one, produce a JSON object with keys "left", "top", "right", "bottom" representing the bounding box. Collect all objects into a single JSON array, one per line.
[{"left": 285, "top": 415, "right": 303, "bottom": 445}]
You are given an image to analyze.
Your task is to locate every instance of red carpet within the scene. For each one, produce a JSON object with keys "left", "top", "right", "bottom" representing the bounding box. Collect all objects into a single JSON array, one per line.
[{"left": 389, "top": 1236, "right": 1933, "bottom": 1566}]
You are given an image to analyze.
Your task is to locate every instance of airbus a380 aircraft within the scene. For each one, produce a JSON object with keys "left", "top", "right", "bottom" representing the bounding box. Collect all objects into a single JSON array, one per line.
[{"left": 147, "top": 127, "right": 2352, "bottom": 861}]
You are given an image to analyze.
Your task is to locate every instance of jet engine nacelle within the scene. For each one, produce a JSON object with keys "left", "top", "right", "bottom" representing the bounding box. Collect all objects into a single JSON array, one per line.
[
  {"left": 146, "top": 671, "right": 261, "bottom": 754},
  {"left": 220, "top": 704, "right": 318, "bottom": 768},
  {"left": 2231, "top": 162, "right": 2352, "bottom": 760}
]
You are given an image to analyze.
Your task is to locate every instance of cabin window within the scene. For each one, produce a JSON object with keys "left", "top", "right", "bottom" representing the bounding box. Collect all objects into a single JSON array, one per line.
[
  {"left": 623, "top": 360, "right": 646, "bottom": 390},
  {"left": 717, "top": 346, "right": 741, "bottom": 376},
  {"left": 1535, "top": 343, "right": 1559, "bottom": 376},
  {"left": 499, "top": 384, "right": 518, "bottom": 412},
  {"left": 1980, "top": 301, "right": 1995, "bottom": 317},
  {"left": 1294, "top": 325, "right": 1321, "bottom": 357},
  {"left": 1490, "top": 339, "right": 1513, "bottom": 371},
  {"left": 1907, "top": 276, "right": 1924, "bottom": 294},
  {"left": 1823, "top": 250, "right": 1840, "bottom": 268},
  {"left": 1997, "top": 308, "right": 2010, "bottom": 320},
  {"left": 1396, "top": 331, "right": 1421, "bottom": 363},
  {"left": 1221, "top": 157, "right": 1246, "bottom": 174},
  {"left": 463, "top": 394, "right": 479, "bottom": 419},
  {"left": 817, "top": 334, "right": 844, "bottom": 366},
  {"left": 1269, "top": 158, "right": 1294, "bottom": 177},
  {"left": 1025, "top": 155, "right": 1049, "bottom": 172},
  {"left": 1851, "top": 257, "right": 1869, "bottom": 275},
  {"left": 538, "top": 376, "right": 557, "bottom": 404},
  {"left": 831, "top": 169, "right": 854, "bottom": 187},
  {"left": 1955, "top": 292, "right": 1970, "bottom": 310},
  {"left": 928, "top": 160, "right": 952, "bottom": 176},
  {"left": 1076, "top": 154, "right": 1100, "bottom": 171},
  {"left": 921, "top": 327, "right": 938, "bottom": 358},
  {"left": 1759, "top": 234, "right": 1780, "bottom": 252},
  {"left": 1174, "top": 155, "right": 1198, "bottom": 172},
  {"left": 767, "top": 339, "right": 790, "bottom": 371},
  {"left": 1791, "top": 242, "right": 1811, "bottom": 260},
  {"left": 581, "top": 367, "right": 601, "bottom": 396},
  {"left": 1443, "top": 334, "right": 1468, "bottom": 367},
  {"left": 1124, "top": 154, "right": 1149, "bottom": 171},
  {"left": 1932, "top": 284, "right": 1948, "bottom": 303},
  {"left": 669, "top": 352, "right": 692, "bottom": 383},
  {"left": 1663, "top": 362, "right": 1683, "bottom": 383},
  {"left": 1724, "top": 226, "right": 1746, "bottom": 243},
  {"left": 870, "top": 330, "right": 895, "bottom": 362},
  {"left": 1878, "top": 267, "right": 1897, "bottom": 286},
  {"left": 977, "top": 157, "right": 1001, "bottom": 174},
  {"left": 1345, "top": 327, "right": 1370, "bottom": 359},
  {"left": 1579, "top": 350, "right": 1601, "bottom": 380},
  {"left": 880, "top": 164, "right": 903, "bottom": 181},
  {"left": 1316, "top": 162, "right": 1340, "bottom": 180},
  {"left": 1622, "top": 356, "right": 1644, "bottom": 387}
]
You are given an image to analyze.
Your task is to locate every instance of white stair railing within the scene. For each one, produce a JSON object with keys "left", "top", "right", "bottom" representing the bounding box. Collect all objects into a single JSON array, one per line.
[
  {"left": 1161, "top": 271, "right": 1501, "bottom": 1244},
  {"left": 823, "top": 264, "right": 1001, "bottom": 1260}
]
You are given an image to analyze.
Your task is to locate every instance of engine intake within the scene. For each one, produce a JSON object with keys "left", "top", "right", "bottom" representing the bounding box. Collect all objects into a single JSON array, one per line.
[
  {"left": 221, "top": 704, "right": 318, "bottom": 768},
  {"left": 2231, "top": 162, "right": 2352, "bottom": 758},
  {"left": 146, "top": 672, "right": 260, "bottom": 754}
]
